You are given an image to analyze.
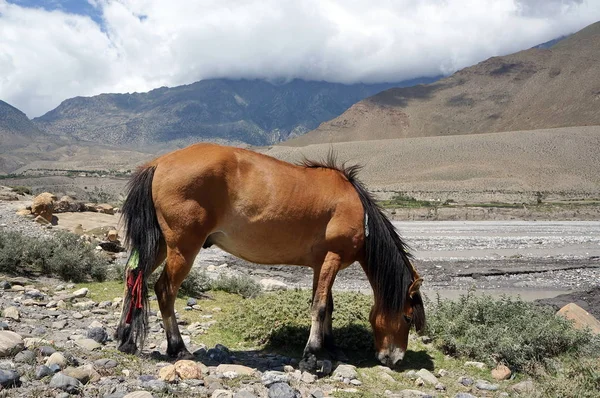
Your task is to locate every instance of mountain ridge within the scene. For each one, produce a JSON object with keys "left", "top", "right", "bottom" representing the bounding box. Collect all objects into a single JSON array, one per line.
[{"left": 285, "top": 21, "right": 600, "bottom": 146}]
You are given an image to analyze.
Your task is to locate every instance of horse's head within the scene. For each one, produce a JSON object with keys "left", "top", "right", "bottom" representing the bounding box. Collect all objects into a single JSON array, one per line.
[{"left": 370, "top": 277, "right": 425, "bottom": 367}]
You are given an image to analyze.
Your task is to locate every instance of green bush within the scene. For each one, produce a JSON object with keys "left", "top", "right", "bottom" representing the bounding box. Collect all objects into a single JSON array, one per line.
[
  {"left": 210, "top": 273, "right": 262, "bottom": 299},
  {"left": 539, "top": 357, "right": 600, "bottom": 398},
  {"left": 146, "top": 267, "right": 212, "bottom": 298},
  {"left": 220, "top": 290, "right": 373, "bottom": 351},
  {"left": 426, "top": 292, "right": 598, "bottom": 372},
  {"left": 0, "top": 230, "right": 109, "bottom": 282}
]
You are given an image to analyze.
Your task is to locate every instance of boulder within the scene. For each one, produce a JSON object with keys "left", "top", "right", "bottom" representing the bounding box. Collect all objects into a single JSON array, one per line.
[
  {"left": 31, "top": 192, "right": 56, "bottom": 222},
  {"left": 557, "top": 303, "right": 600, "bottom": 334},
  {"left": 96, "top": 203, "right": 114, "bottom": 214},
  {"left": 0, "top": 331, "right": 24, "bottom": 357},
  {"left": 174, "top": 359, "right": 204, "bottom": 380},
  {"left": 491, "top": 364, "right": 511, "bottom": 380},
  {"left": 54, "top": 196, "right": 84, "bottom": 213},
  {"left": 158, "top": 364, "right": 177, "bottom": 382}
]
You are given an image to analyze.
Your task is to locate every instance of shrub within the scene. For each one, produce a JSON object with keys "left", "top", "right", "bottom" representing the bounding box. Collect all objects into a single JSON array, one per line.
[
  {"left": 539, "top": 357, "right": 600, "bottom": 398},
  {"left": 220, "top": 289, "right": 373, "bottom": 351},
  {"left": 210, "top": 273, "right": 262, "bottom": 299},
  {"left": 10, "top": 186, "right": 32, "bottom": 195},
  {"left": 0, "top": 230, "right": 109, "bottom": 282},
  {"left": 146, "top": 267, "right": 212, "bottom": 298},
  {"left": 426, "top": 292, "right": 597, "bottom": 372}
]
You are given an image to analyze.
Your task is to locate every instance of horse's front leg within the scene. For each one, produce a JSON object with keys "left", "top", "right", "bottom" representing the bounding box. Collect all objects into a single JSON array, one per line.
[{"left": 301, "top": 252, "right": 341, "bottom": 373}]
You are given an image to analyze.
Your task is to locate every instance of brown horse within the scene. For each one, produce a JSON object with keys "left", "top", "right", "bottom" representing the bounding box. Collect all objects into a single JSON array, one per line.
[{"left": 116, "top": 143, "right": 425, "bottom": 368}]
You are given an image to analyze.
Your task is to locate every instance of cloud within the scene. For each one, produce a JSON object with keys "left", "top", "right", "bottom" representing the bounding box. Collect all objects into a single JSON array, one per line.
[{"left": 1, "top": 0, "right": 599, "bottom": 117}]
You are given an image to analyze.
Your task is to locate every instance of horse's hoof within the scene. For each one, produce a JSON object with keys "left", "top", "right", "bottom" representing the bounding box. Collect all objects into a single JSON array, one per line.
[
  {"left": 117, "top": 342, "right": 137, "bottom": 355},
  {"left": 172, "top": 350, "right": 195, "bottom": 361},
  {"left": 299, "top": 353, "right": 317, "bottom": 373}
]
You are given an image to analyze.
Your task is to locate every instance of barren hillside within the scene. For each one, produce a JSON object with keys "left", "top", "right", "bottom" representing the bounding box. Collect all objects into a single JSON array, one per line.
[
  {"left": 286, "top": 22, "right": 600, "bottom": 146},
  {"left": 267, "top": 126, "right": 600, "bottom": 195}
]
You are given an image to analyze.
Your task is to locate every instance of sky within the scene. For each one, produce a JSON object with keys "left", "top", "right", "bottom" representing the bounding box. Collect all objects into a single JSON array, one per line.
[{"left": 1, "top": 0, "right": 599, "bottom": 118}]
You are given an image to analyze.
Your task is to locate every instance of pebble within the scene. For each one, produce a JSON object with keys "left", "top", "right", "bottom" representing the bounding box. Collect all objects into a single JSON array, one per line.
[
  {"left": 123, "top": 391, "right": 155, "bottom": 398},
  {"left": 475, "top": 379, "right": 499, "bottom": 391},
  {"left": 3, "top": 306, "right": 20, "bottom": 320},
  {"left": 46, "top": 352, "right": 68, "bottom": 368},
  {"left": 14, "top": 349, "right": 36, "bottom": 364},
  {"left": 49, "top": 373, "right": 83, "bottom": 394},
  {"left": 87, "top": 327, "right": 108, "bottom": 344},
  {"left": 0, "top": 369, "right": 20, "bottom": 388},
  {"left": 416, "top": 368, "right": 438, "bottom": 385},
  {"left": 35, "top": 365, "right": 54, "bottom": 379},
  {"left": 74, "top": 338, "right": 102, "bottom": 351},
  {"left": 39, "top": 345, "right": 57, "bottom": 356},
  {"left": 268, "top": 382, "right": 298, "bottom": 398},
  {"left": 458, "top": 376, "right": 474, "bottom": 386},
  {"left": 333, "top": 364, "right": 358, "bottom": 380}
]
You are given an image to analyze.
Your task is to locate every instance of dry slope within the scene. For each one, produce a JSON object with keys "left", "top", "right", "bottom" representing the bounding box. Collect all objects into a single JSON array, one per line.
[
  {"left": 287, "top": 21, "right": 600, "bottom": 146},
  {"left": 267, "top": 126, "right": 600, "bottom": 194}
]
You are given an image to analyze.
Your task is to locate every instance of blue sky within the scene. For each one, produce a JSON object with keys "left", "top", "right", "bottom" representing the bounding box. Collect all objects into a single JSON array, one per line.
[
  {"left": 7, "top": 0, "right": 103, "bottom": 23},
  {"left": 1, "top": 0, "right": 600, "bottom": 117}
]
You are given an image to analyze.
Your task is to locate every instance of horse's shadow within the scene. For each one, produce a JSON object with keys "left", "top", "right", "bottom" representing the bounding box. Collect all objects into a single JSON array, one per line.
[{"left": 152, "top": 324, "right": 434, "bottom": 373}]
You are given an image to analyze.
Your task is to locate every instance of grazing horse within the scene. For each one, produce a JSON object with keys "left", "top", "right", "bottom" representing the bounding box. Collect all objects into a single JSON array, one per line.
[{"left": 115, "top": 143, "right": 425, "bottom": 368}]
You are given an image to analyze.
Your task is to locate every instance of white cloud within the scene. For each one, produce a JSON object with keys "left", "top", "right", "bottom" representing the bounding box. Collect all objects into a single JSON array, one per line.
[{"left": 1, "top": 0, "right": 599, "bottom": 117}]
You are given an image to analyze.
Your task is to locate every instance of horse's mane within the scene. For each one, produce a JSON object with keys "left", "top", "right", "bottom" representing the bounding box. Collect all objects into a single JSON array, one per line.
[{"left": 300, "top": 152, "right": 425, "bottom": 330}]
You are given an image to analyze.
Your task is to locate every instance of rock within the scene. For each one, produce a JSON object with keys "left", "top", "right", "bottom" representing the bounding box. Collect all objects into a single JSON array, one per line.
[
  {"left": 0, "top": 281, "right": 10, "bottom": 290},
  {"left": 99, "top": 241, "right": 126, "bottom": 253},
  {"left": 35, "top": 365, "right": 54, "bottom": 379},
  {"left": 300, "top": 371, "right": 317, "bottom": 383},
  {"left": 87, "top": 327, "right": 108, "bottom": 344},
  {"left": 416, "top": 368, "right": 438, "bottom": 385},
  {"left": 234, "top": 391, "right": 258, "bottom": 398},
  {"left": 262, "top": 370, "right": 290, "bottom": 386},
  {"left": 3, "top": 306, "right": 20, "bottom": 320},
  {"left": 96, "top": 204, "right": 115, "bottom": 214},
  {"left": 435, "top": 382, "right": 446, "bottom": 390},
  {"left": 32, "top": 192, "right": 56, "bottom": 223},
  {"left": 123, "top": 392, "right": 155, "bottom": 398},
  {"left": 107, "top": 230, "right": 119, "bottom": 242},
  {"left": 0, "top": 331, "right": 24, "bottom": 357},
  {"left": 174, "top": 359, "right": 203, "bottom": 380},
  {"left": 437, "top": 369, "right": 449, "bottom": 377},
  {"left": 212, "top": 390, "right": 234, "bottom": 398},
  {"left": 458, "top": 376, "right": 473, "bottom": 386},
  {"left": 158, "top": 364, "right": 177, "bottom": 382},
  {"left": 0, "top": 322, "right": 8, "bottom": 330},
  {"left": 74, "top": 338, "right": 102, "bottom": 351},
  {"left": 454, "top": 394, "right": 477, "bottom": 398},
  {"left": 46, "top": 352, "right": 68, "bottom": 369},
  {"left": 39, "top": 346, "right": 57, "bottom": 356},
  {"left": 0, "top": 369, "right": 20, "bottom": 388},
  {"left": 71, "top": 287, "right": 89, "bottom": 298},
  {"left": 414, "top": 377, "right": 424, "bottom": 386},
  {"left": 333, "top": 364, "right": 358, "bottom": 380},
  {"left": 465, "top": 361, "right": 486, "bottom": 369},
  {"left": 216, "top": 364, "right": 256, "bottom": 376},
  {"left": 55, "top": 196, "right": 84, "bottom": 213},
  {"left": 16, "top": 209, "right": 31, "bottom": 216},
  {"left": 420, "top": 335, "right": 433, "bottom": 344},
  {"left": 63, "top": 364, "right": 101, "bottom": 383},
  {"left": 510, "top": 380, "right": 535, "bottom": 394},
  {"left": 260, "top": 278, "right": 288, "bottom": 291},
  {"left": 94, "top": 358, "right": 118, "bottom": 369},
  {"left": 268, "top": 382, "right": 299, "bottom": 398},
  {"left": 475, "top": 379, "right": 499, "bottom": 391},
  {"left": 395, "top": 390, "right": 433, "bottom": 397},
  {"left": 187, "top": 298, "right": 198, "bottom": 306},
  {"left": 24, "top": 337, "right": 51, "bottom": 348},
  {"left": 557, "top": 303, "right": 600, "bottom": 334},
  {"left": 491, "top": 364, "right": 511, "bottom": 380},
  {"left": 49, "top": 373, "right": 83, "bottom": 394},
  {"left": 14, "top": 350, "right": 36, "bottom": 364}
]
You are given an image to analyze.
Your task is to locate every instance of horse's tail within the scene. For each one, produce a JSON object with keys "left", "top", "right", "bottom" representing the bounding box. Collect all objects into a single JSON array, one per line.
[{"left": 116, "top": 165, "right": 162, "bottom": 353}]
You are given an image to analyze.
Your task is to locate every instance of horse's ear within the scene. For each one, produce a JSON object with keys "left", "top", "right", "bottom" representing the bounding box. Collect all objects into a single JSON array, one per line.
[{"left": 409, "top": 278, "right": 423, "bottom": 298}]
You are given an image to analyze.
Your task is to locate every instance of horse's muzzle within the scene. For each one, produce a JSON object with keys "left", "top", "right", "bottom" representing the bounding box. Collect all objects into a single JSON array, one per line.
[{"left": 376, "top": 347, "right": 405, "bottom": 368}]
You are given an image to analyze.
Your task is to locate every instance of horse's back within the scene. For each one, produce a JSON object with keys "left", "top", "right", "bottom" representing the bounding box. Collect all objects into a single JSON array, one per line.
[{"left": 151, "top": 144, "right": 365, "bottom": 267}]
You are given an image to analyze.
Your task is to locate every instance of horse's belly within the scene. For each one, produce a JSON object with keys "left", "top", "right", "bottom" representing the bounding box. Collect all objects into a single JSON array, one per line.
[{"left": 208, "top": 227, "right": 316, "bottom": 266}]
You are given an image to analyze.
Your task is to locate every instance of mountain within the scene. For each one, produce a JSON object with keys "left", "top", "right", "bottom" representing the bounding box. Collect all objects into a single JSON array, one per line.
[
  {"left": 0, "top": 100, "right": 43, "bottom": 149},
  {"left": 33, "top": 77, "right": 438, "bottom": 148},
  {"left": 286, "top": 22, "right": 600, "bottom": 146}
]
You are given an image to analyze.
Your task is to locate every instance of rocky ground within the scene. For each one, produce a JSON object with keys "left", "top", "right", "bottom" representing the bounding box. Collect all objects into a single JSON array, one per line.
[{"left": 0, "top": 191, "right": 598, "bottom": 397}]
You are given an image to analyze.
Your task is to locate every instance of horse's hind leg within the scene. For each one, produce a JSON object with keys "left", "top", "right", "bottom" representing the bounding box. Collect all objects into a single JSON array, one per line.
[{"left": 155, "top": 243, "right": 202, "bottom": 359}]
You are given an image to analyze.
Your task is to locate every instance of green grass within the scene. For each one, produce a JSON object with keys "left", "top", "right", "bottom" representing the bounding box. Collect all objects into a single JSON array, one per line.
[{"left": 70, "top": 280, "right": 600, "bottom": 397}]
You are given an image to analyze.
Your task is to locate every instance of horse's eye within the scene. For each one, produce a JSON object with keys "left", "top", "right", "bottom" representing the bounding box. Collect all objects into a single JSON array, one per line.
[{"left": 403, "top": 314, "right": 412, "bottom": 323}]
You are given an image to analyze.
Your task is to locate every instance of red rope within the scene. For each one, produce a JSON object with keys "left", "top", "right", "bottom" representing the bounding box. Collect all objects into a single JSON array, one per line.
[{"left": 125, "top": 271, "right": 144, "bottom": 324}]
